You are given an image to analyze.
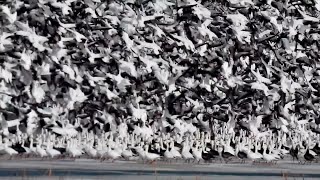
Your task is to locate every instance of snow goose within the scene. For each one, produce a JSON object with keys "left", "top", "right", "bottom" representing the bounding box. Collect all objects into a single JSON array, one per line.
[
  {"left": 66, "top": 139, "right": 83, "bottom": 159},
  {"left": 143, "top": 144, "right": 161, "bottom": 163},
  {"left": 208, "top": 140, "right": 220, "bottom": 161},
  {"left": 11, "top": 141, "right": 27, "bottom": 157},
  {"left": 112, "top": 138, "right": 124, "bottom": 154},
  {"left": 304, "top": 148, "right": 315, "bottom": 164},
  {"left": 106, "top": 145, "right": 121, "bottom": 162},
  {"left": 134, "top": 143, "right": 146, "bottom": 161},
  {"left": 46, "top": 140, "right": 61, "bottom": 159},
  {"left": 118, "top": 135, "right": 133, "bottom": 160},
  {"left": 96, "top": 139, "right": 108, "bottom": 159},
  {"left": 36, "top": 144, "right": 47, "bottom": 158},
  {"left": 28, "top": 136, "right": 37, "bottom": 157},
  {"left": 84, "top": 142, "right": 97, "bottom": 159},
  {"left": 246, "top": 140, "right": 262, "bottom": 163},
  {"left": 218, "top": 145, "right": 234, "bottom": 163},
  {"left": 217, "top": 145, "right": 224, "bottom": 163},
  {"left": 181, "top": 140, "right": 194, "bottom": 163},
  {"left": 19, "top": 138, "right": 31, "bottom": 157},
  {"left": 202, "top": 146, "right": 214, "bottom": 163},
  {"left": 236, "top": 144, "right": 248, "bottom": 164},
  {"left": 262, "top": 143, "right": 277, "bottom": 163},
  {"left": 303, "top": 139, "right": 316, "bottom": 164},
  {"left": 0, "top": 5, "right": 17, "bottom": 24},
  {"left": 297, "top": 144, "right": 307, "bottom": 163},
  {"left": 277, "top": 137, "right": 290, "bottom": 157},
  {"left": 2, "top": 138, "right": 18, "bottom": 159},
  {"left": 268, "top": 141, "right": 281, "bottom": 161},
  {"left": 192, "top": 141, "right": 203, "bottom": 163},
  {"left": 121, "top": 147, "right": 134, "bottom": 160},
  {"left": 164, "top": 141, "right": 174, "bottom": 162},
  {"left": 50, "top": 121, "right": 78, "bottom": 138},
  {"left": 222, "top": 138, "right": 236, "bottom": 156},
  {"left": 219, "top": 137, "right": 235, "bottom": 163},
  {"left": 169, "top": 140, "right": 182, "bottom": 159},
  {"left": 51, "top": 137, "right": 67, "bottom": 157}
]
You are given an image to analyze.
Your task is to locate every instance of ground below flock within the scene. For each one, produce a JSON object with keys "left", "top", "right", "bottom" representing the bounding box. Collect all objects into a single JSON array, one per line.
[{"left": 0, "top": 158, "right": 320, "bottom": 179}]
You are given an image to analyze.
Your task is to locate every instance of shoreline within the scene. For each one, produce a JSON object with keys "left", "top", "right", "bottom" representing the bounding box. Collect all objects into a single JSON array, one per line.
[{"left": 0, "top": 159, "right": 319, "bottom": 179}]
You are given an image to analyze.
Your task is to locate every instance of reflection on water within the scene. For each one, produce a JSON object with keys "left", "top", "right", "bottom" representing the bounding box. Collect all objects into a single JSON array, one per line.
[{"left": 0, "top": 168, "right": 318, "bottom": 179}]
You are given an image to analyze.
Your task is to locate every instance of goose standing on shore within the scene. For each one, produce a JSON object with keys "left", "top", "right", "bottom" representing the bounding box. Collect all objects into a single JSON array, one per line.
[
  {"left": 2, "top": 138, "right": 18, "bottom": 159},
  {"left": 46, "top": 140, "right": 61, "bottom": 159}
]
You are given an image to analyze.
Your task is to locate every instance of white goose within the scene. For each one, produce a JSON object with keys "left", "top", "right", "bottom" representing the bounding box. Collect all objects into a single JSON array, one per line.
[
  {"left": 28, "top": 136, "right": 37, "bottom": 156},
  {"left": 106, "top": 145, "right": 122, "bottom": 162},
  {"left": 20, "top": 139, "right": 31, "bottom": 157},
  {"left": 2, "top": 138, "right": 18, "bottom": 159},
  {"left": 84, "top": 144, "right": 98, "bottom": 158},
  {"left": 192, "top": 141, "right": 203, "bottom": 163},
  {"left": 169, "top": 140, "right": 182, "bottom": 159},
  {"left": 222, "top": 138, "right": 235, "bottom": 156},
  {"left": 46, "top": 140, "right": 61, "bottom": 158},
  {"left": 142, "top": 145, "right": 161, "bottom": 163},
  {"left": 181, "top": 140, "right": 194, "bottom": 162},
  {"left": 164, "top": 141, "right": 174, "bottom": 162},
  {"left": 246, "top": 140, "right": 262, "bottom": 162},
  {"left": 120, "top": 135, "right": 134, "bottom": 160},
  {"left": 262, "top": 143, "right": 277, "bottom": 163},
  {"left": 96, "top": 139, "right": 108, "bottom": 159},
  {"left": 121, "top": 147, "right": 134, "bottom": 160},
  {"left": 66, "top": 139, "right": 83, "bottom": 158},
  {"left": 135, "top": 143, "right": 146, "bottom": 161},
  {"left": 36, "top": 144, "right": 47, "bottom": 158}
]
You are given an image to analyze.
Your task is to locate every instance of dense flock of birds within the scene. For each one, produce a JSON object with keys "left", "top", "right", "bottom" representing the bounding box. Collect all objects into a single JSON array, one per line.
[
  {"left": 1, "top": 0, "right": 320, "bottom": 164},
  {"left": 2, "top": 122, "right": 320, "bottom": 164}
]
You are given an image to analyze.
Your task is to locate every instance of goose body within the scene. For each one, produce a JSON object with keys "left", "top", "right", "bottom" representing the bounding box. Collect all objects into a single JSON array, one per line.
[
  {"left": 164, "top": 144, "right": 175, "bottom": 161},
  {"left": 192, "top": 146, "right": 203, "bottom": 163},
  {"left": 3, "top": 139, "right": 18, "bottom": 157},
  {"left": 66, "top": 140, "right": 83, "bottom": 158},
  {"left": 11, "top": 144, "right": 26, "bottom": 154},
  {"left": 2, "top": 106, "right": 320, "bottom": 166},
  {"left": 262, "top": 144, "right": 277, "bottom": 162},
  {"left": 168, "top": 141, "right": 182, "bottom": 159},
  {"left": 304, "top": 149, "right": 315, "bottom": 162},
  {"left": 121, "top": 148, "right": 133, "bottom": 160},
  {"left": 182, "top": 149, "right": 194, "bottom": 161},
  {"left": 181, "top": 141, "right": 194, "bottom": 161},
  {"left": 170, "top": 146, "right": 182, "bottom": 159},
  {"left": 106, "top": 146, "right": 122, "bottom": 161},
  {"left": 84, "top": 146, "right": 97, "bottom": 158},
  {"left": 246, "top": 141, "right": 262, "bottom": 162},
  {"left": 67, "top": 148, "right": 83, "bottom": 158},
  {"left": 143, "top": 145, "right": 161, "bottom": 162},
  {"left": 36, "top": 145, "right": 48, "bottom": 158},
  {"left": 46, "top": 148, "right": 61, "bottom": 158},
  {"left": 246, "top": 150, "right": 262, "bottom": 161},
  {"left": 237, "top": 150, "right": 248, "bottom": 163},
  {"left": 97, "top": 147, "right": 108, "bottom": 158},
  {"left": 144, "top": 152, "right": 161, "bottom": 161},
  {"left": 4, "top": 147, "right": 18, "bottom": 156},
  {"left": 46, "top": 140, "right": 61, "bottom": 158},
  {"left": 0, "top": 139, "right": 16, "bottom": 157}
]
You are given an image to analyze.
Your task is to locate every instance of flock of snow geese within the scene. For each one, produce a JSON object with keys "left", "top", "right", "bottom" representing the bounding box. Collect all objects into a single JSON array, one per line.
[
  {"left": 1, "top": 0, "right": 320, "bottom": 166},
  {"left": 1, "top": 120, "right": 320, "bottom": 165}
]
